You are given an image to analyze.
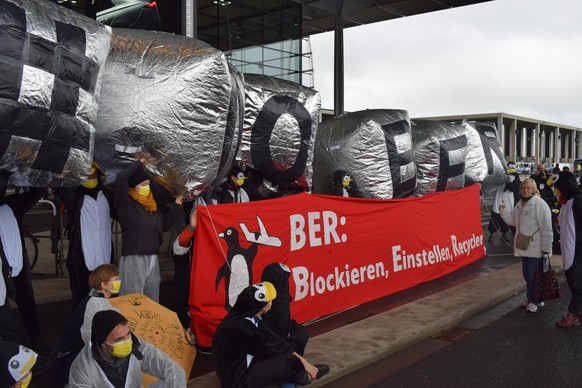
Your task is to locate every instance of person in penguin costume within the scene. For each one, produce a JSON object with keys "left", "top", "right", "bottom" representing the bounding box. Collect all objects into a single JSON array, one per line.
[
  {"left": 213, "top": 165, "right": 250, "bottom": 204},
  {"left": 0, "top": 340, "right": 37, "bottom": 388},
  {"left": 551, "top": 172, "right": 582, "bottom": 327},
  {"left": 332, "top": 170, "right": 362, "bottom": 198},
  {"left": 55, "top": 162, "right": 115, "bottom": 309},
  {"left": 212, "top": 282, "right": 329, "bottom": 387},
  {"left": 261, "top": 262, "right": 309, "bottom": 356}
]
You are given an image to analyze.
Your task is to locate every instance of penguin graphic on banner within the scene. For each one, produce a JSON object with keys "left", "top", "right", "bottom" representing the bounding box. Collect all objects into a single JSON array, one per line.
[{"left": 215, "top": 216, "right": 282, "bottom": 311}]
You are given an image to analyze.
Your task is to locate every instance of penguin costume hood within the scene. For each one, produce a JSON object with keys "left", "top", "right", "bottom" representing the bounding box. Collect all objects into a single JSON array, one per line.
[
  {"left": 261, "top": 263, "right": 292, "bottom": 302},
  {"left": 552, "top": 171, "right": 582, "bottom": 201},
  {"left": 224, "top": 281, "right": 277, "bottom": 321},
  {"left": 0, "top": 341, "right": 37, "bottom": 387},
  {"left": 213, "top": 282, "right": 290, "bottom": 388}
]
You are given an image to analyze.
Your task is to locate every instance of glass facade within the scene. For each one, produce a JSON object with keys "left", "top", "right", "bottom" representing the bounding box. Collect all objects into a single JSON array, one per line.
[
  {"left": 224, "top": 37, "right": 313, "bottom": 87},
  {"left": 197, "top": 0, "right": 313, "bottom": 87}
]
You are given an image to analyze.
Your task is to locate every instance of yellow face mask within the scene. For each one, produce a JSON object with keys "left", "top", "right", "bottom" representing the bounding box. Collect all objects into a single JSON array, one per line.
[
  {"left": 138, "top": 185, "right": 151, "bottom": 197},
  {"left": 108, "top": 280, "right": 121, "bottom": 294},
  {"left": 106, "top": 337, "right": 133, "bottom": 358},
  {"left": 83, "top": 178, "right": 98, "bottom": 189},
  {"left": 341, "top": 175, "right": 352, "bottom": 188},
  {"left": 233, "top": 172, "right": 247, "bottom": 188}
]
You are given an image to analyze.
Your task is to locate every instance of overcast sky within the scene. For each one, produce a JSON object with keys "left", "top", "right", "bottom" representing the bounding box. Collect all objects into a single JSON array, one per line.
[{"left": 310, "top": 0, "right": 582, "bottom": 127}]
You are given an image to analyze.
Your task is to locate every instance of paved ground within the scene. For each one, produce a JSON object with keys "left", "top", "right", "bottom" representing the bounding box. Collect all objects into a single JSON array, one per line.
[{"left": 340, "top": 283, "right": 576, "bottom": 387}]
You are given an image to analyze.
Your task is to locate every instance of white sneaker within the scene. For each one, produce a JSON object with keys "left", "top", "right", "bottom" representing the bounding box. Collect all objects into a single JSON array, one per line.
[
  {"left": 538, "top": 301, "right": 545, "bottom": 307},
  {"left": 526, "top": 303, "right": 538, "bottom": 313}
]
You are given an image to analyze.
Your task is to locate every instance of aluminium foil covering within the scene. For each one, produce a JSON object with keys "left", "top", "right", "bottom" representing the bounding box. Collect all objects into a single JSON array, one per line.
[
  {"left": 0, "top": 0, "right": 111, "bottom": 186},
  {"left": 463, "top": 121, "right": 508, "bottom": 195},
  {"left": 94, "top": 29, "right": 239, "bottom": 197},
  {"left": 239, "top": 74, "right": 321, "bottom": 195},
  {"left": 312, "top": 109, "right": 416, "bottom": 199},
  {"left": 411, "top": 120, "right": 469, "bottom": 196}
]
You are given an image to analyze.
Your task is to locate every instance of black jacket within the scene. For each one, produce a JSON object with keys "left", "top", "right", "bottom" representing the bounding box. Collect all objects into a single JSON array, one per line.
[
  {"left": 114, "top": 161, "right": 180, "bottom": 256},
  {"left": 213, "top": 285, "right": 295, "bottom": 388}
]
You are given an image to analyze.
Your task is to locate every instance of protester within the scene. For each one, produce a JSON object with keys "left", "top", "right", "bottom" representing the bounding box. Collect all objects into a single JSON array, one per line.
[
  {"left": 551, "top": 172, "right": 582, "bottom": 327},
  {"left": 114, "top": 158, "right": 182, "bottom": 302},
  {"left": 261, "top": 263, "right": 309, "bottom": 355},
  {"left": 213, "top": 281, "right": 329, "bottom": 387},
  {"left": 530, "top": 163, "right": 556, "bottom": 209},
  {"left": 55, "top": 264, "right": 120, "bottom": 386},
  {"left": 171, "top": 201, "right": 199, "bottom": 329},
  {"left": 212, "top": 165, "right": 250, "bottom": 204},
  {"left": 0, "top": 172, "right": 53, "bottom": 355},
  {"left": 499, "top": 178, "right": 553, "bottom": 313},
  {"left": 0, "top": 340, "right": 37, "bottom": 388},
  {"left": 69, "top": 310, "right": 186, "bottom": 387},
  {"left": 487, "top": 181, "right": 515, "bottom": 242},
  {"left": 55, "top": 163, "right": 115, "bottom": 309}
]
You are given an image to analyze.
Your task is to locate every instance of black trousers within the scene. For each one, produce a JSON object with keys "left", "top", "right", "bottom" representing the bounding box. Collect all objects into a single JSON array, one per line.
[
  {"left": 0, "top": 299, "right": 18, "bottom": 342},
  {"left": 172, "top": 252, "right": 191, "bottom": 329},
  {"left": 487, "top": 212, "right": 509, "bottom": 234},
  {"left": 566, "top": 254, "right": 582, "bottom": 316},
  {"left": 9, "top": 252, "right": 41, "bottom": 339},
  {"left": 245, "top": 353, "right": 306, "bottom": 388}
]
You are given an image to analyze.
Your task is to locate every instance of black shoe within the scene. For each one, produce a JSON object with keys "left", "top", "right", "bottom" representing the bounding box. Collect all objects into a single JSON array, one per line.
[
  {"left": 315, "top": 364, "right": 330, "bottom": 380},
  {"left": 30, "top": 337, "right": 57, "bottom": 356}
]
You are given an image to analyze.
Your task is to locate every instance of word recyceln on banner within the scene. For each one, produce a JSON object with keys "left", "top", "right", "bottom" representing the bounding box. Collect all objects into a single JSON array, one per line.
[{"left": 189, "top": 184, "right": 485, "bottom": 348}]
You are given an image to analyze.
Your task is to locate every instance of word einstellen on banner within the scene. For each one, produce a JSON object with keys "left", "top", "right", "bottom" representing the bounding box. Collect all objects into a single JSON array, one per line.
[{"left": 189, "top": 185, "right": 485, "bottom": 347}]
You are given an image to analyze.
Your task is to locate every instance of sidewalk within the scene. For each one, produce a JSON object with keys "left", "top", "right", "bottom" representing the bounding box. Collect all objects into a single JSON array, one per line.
[{"left": 188, "top": 256, "right": 562, "bottom": 387}]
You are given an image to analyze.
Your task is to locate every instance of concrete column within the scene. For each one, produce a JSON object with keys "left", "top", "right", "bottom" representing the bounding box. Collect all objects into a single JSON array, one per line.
[
  {"left": 577, "top": 130, "right": 582, "bottom": 159},
  {"left": 532, "top": 123, "right": 543, "bottom": 163},
  {"left": 509, "top": 119, "right": 517, "bottom": 162},
  {"left": 497, "top": 116, "right": 504, "bottom": 151},
  {"left": 570, "top": 131, "right": 576, "bottom": 161},
  {"left": 554, "top": 128, "right": 561, "bottom": 163},
  {"left": 549, "top": 131, "right": 555, "bottom": 160},
  {"left": 181, "top": 0, "right": 196, "bottom": 38}
]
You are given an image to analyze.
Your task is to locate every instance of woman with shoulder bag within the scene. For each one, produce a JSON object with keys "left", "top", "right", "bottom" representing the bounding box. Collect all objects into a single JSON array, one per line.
[{"left": 499, "top": 178, "right": 553, "bottom": 313}]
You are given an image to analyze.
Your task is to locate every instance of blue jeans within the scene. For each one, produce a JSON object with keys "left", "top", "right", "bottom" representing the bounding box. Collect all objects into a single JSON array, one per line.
[{"left": 522, "top": 256, "right": 544, "bottom": 304}]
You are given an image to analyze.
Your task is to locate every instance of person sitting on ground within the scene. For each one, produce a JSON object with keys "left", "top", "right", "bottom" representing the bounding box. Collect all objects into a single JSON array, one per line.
[
  {"left": 114, "top": 158, "right": 182, "bottom": 302},
  {"left": 261, "top": 262, "right": 309, "bottom": 356},
  {"left": 69, "top": 310, "right": 186, "bottom": 387},
  {"left": 55, "top": 162, "right": 115, "bottom": 309},
  {"left": 212, "top": 281, "right": 329, "bottom": 387},
  {"left": 551, "top": 172, "right": 582, "bottom": 328},
  {"left": 0, "top": 340, "right": 38, "bottom": 388},
  {"left": 55, "top": 264, "right": 120, "bottom": 386}
]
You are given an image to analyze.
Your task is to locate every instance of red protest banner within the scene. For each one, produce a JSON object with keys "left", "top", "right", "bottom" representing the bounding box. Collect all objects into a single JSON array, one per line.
[{"left": 189, "top": 184, "right": 485, "bottom": 347}]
